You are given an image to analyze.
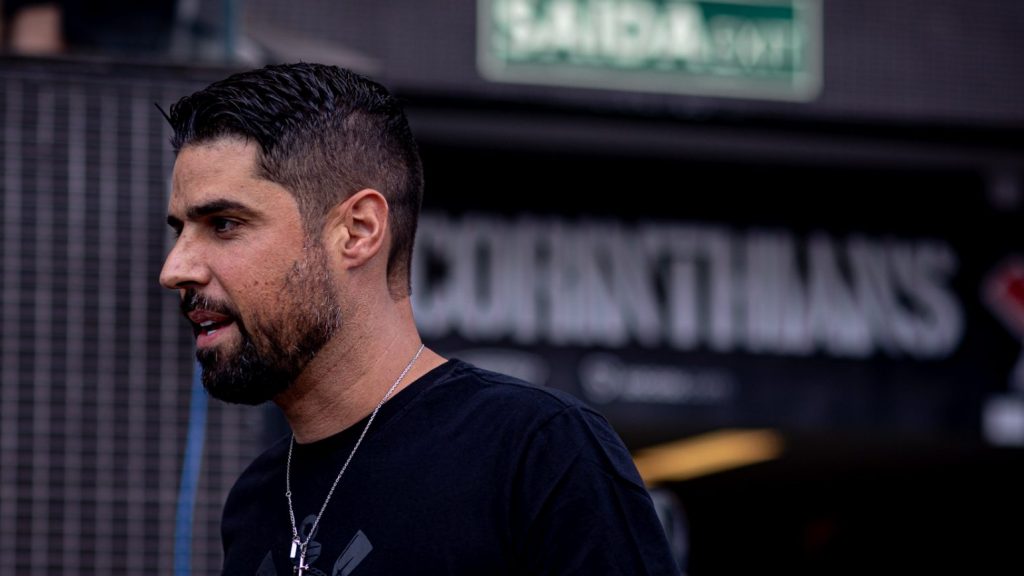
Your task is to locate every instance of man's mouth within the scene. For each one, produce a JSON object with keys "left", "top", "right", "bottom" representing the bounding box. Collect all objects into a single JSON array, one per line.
[
  {"left": 187, "top": 310, "right": 237, "bottom": 346},
  {"left": 196, "top": 319, "right": 231, "bottom": 337}
]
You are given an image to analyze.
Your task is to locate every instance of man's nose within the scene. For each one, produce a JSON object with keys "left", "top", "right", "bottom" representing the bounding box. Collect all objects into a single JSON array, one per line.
[{"left": 159, "top": 232, "right": 209, "bottom": 289}]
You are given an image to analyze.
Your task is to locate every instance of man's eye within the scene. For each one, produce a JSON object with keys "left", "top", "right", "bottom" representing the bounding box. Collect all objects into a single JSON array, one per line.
[{"left": 213, "top": 218, "right": 239, "bottom": 234}]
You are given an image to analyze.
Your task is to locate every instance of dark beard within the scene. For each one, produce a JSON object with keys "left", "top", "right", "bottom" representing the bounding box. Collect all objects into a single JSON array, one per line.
[
  {"left": 182, "top": 249, "right": 342, "bottom": 405},
  {"left": 194, "top": 315, "right": 318, "bottom": 405}
]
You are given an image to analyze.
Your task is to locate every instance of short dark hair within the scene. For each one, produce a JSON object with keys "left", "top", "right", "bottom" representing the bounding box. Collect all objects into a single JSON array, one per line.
[{"left": 168, "top": 62, "right": 423, "bottom": 298}]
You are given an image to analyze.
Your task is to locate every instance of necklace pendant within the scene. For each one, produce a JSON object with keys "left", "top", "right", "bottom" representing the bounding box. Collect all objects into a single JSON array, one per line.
[
  {"left": 289, "top": 538, "right": 300, "bottom": 559},
  {"left": 294, "top": 549, "right": 309, "bottom": 576}
]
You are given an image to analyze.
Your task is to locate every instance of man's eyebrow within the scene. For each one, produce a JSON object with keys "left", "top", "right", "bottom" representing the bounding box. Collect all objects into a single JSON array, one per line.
[
  {"left": 185, "top": 199, "right": 255, "bottom": 220},
  {"left": 166, "top": 199, "right": 258, "bottom": 230}
]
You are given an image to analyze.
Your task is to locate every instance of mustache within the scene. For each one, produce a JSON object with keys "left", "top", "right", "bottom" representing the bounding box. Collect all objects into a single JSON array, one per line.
[{"left": 180, "top": 288, "right": 239, "bottom": 319}]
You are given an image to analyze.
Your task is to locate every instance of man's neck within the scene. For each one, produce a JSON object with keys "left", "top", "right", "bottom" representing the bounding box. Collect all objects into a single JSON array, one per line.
[{"left": 273, "top": 303, "right": 446, "bottom": 443}]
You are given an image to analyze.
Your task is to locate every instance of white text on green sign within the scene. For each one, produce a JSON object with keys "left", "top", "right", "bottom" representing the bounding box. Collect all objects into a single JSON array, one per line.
[{"left": 478, "top": 0, "right": 822, "bottom": 100}]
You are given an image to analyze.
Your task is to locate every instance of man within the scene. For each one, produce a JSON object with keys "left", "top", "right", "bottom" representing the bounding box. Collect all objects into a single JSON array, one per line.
[{"left": 160, "top": 63, "right": 679, "bottom": 575}]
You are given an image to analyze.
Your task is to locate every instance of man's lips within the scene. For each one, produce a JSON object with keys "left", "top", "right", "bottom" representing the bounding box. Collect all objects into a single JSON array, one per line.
[{"left": 187, "top": 310, "right": 235, "bottom": 340}]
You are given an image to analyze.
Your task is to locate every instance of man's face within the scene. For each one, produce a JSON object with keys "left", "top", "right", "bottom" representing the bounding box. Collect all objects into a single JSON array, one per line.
[{"left": 160, "top": 138, "right": 342, "bottom": 404}]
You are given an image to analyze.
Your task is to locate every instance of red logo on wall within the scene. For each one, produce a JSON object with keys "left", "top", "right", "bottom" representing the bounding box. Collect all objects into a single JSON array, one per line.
[{"left": 985, "top": 257, "right": 1024, "bottom": 341}]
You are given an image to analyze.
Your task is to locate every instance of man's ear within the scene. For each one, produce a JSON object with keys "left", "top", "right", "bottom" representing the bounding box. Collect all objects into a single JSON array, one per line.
[{"left": 323, "top": 189, "right": 389, "bottom": 269}]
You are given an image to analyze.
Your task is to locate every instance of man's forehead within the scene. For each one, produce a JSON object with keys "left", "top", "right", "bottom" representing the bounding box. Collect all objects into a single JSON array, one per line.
[
  {"left": 173, "top": 138, "right": 261, "bottom": 177},
  {"left": 169, "top": 141, "right": 263, "bottom": 206},
  {"left": 166, "top": 143, "right": 302, "bottom": 225}
]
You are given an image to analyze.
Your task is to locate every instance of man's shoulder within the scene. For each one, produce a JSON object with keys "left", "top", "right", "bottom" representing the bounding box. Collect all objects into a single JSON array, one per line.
[
  {"left": 421, "top": 358, "right": 626, "bottom": 459},
  {"left": 429, "top": 358, "right": 593, "bottom": 422},
  {"left": 437, "top": 360, "right": 649, "bottom": 498}
]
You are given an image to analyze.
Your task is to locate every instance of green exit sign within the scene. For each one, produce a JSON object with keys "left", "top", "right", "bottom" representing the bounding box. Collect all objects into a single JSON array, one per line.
[{"left": 478, "top": 0, "right": 822, "bottom": 101}]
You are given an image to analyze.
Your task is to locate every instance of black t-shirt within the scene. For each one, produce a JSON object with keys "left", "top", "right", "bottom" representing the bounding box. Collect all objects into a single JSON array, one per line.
[{"left": 221, "top": 359, "right": 679, "bottom": 575}]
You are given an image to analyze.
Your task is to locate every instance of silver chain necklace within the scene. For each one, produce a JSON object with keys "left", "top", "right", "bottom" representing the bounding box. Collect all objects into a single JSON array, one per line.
[{"left": 285, "top": 343, "right": 425, "bottom": 575}]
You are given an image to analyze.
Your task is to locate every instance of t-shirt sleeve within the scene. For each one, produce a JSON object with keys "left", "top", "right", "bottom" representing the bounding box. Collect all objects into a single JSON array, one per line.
[{"left": 511, "top": 405, "right": 681, "bottom": 576}]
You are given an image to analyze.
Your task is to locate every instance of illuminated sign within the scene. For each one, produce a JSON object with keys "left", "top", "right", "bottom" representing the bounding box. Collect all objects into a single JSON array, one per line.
[
  {"left": 413, "top": 214, "right": 963, "bottom": 361},
  {"left": 478, "top": 0, "right": 822, "bottom": 100}
]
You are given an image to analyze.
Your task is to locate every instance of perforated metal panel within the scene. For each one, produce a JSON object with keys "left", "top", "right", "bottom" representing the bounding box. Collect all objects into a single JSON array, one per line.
[{"left": 0, "top": 62, "right": 263, "bottom": 575}]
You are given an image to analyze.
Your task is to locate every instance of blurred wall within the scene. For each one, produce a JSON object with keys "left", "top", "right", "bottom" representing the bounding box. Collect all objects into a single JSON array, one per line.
[{"left": 0, "top": 59, "right": 262, "bottom": 575}]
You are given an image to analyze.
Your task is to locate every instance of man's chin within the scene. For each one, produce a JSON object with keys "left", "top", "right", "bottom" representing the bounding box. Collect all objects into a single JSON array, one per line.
[
  {"left": 201, "top": 372, "right": 291, "bottom": 405},
  {"left": 196, "top": 350, "right": 292, "bottom": 405}
]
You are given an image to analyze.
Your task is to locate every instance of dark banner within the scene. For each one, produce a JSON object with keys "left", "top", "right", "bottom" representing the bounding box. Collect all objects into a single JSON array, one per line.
[{"left": 413, "top": 145, "right": 1022, "bottom": 447}]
